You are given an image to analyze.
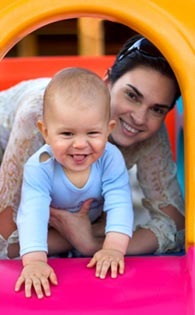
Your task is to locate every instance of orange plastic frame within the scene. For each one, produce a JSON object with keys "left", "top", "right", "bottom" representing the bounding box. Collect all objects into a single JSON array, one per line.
[{"left": 0, "top": 0, "right": 194, "bottom": 248}]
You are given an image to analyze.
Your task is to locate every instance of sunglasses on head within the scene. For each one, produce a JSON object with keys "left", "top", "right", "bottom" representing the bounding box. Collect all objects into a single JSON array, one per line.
[{"left": 117, "top": 37, "right": 165, "bottom": 62}]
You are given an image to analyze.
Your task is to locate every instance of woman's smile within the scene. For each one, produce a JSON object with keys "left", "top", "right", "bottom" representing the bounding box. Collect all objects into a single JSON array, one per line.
[{"left": 120, "top": 118, "right": 143, "bottom": 135}]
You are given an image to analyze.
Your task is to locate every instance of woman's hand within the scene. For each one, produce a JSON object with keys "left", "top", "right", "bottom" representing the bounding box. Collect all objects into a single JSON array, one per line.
[
  {"left": 49, "top": 199, "right": 93, "bottom": 238},
  {"left": 87, "top": 248, "right": 124, "bottom": 279},
  {"left": 49, "top": 199, "right": 103, "bottom": 255}
]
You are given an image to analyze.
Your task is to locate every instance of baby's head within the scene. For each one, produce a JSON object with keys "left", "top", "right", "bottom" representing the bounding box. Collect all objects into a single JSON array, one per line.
[
  {"left": 37, "top": 68, "right": 116, "bottom": 168},
  {"left": 43, "top": 67, "right": 111, "bottom": 124}
]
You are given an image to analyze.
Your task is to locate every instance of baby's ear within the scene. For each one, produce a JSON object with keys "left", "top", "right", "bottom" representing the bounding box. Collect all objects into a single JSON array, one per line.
[
  {"left": 108, "top": 120, "right": 116, "bottom": 134},
  {"left": 37, "top": 120, "right": 49, "bottom": 143}
]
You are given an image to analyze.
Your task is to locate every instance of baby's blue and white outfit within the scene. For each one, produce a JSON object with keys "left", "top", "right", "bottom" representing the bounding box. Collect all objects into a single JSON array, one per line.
[{"left": 17, "top": 142, "right": 133, "bottom": 256}]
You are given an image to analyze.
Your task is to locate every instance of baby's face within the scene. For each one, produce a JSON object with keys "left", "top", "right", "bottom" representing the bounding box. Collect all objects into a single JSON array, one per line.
[{"left": 44, "top": 95, "right": 115, "bottom": 174}]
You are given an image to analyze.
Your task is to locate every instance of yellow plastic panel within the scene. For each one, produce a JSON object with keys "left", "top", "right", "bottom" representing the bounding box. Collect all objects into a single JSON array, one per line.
[{"left": 0, "top": 0, "right": 195, "bottom": 248}]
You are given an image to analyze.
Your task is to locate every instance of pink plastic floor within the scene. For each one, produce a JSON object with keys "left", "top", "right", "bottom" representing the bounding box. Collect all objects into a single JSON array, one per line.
[{"left": 1, "top": 247, "right": 194, "bottom": 315}]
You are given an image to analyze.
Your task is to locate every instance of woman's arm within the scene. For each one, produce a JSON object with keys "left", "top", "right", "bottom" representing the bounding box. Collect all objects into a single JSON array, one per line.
[
  {"left": 0, "top": 80, "right": 46, "bottom": 218},
  {"left": 132, "top": 125, "right": 185, "bottom": 254},
  {"left": 0, "top": 80, "right": 46, "bottom": 258}
]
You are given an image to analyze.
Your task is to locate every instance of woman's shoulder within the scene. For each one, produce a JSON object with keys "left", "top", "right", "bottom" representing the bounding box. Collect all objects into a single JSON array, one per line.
[
  {"left": 133, "top": 123, "right": 169, "bottom": 152},
  {"left": 0, "top": 78, "right": 51, "bottom": 123},
  {"left": 118, "top": 124, "right": 171, "bottom": 169},
  {"left": 140, "top": 124, "right": 171, "bottom": 155},
  {"left": 1, "top": 78, "right": 50, "bottom": 100}
]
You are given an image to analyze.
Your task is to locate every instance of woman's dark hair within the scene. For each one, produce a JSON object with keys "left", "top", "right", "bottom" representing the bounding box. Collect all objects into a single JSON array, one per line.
[{"left": 108, "top": 35, "right": 180, "bottom": 110}]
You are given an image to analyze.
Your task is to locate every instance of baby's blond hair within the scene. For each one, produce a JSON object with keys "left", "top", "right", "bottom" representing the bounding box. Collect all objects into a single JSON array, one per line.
[{"left": 43, "top": 67, "right": 110, "bottom": 121}]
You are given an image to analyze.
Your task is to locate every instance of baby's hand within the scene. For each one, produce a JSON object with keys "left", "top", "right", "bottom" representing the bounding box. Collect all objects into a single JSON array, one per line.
[
  {"left": 15, "top": 261, "right": 58, "bottom": 299},
  {"left": 87, "top": 248, "right": 124, "bottom": 279}
]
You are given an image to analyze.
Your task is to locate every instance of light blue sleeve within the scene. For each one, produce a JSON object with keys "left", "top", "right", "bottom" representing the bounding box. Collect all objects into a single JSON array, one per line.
[
  {"left": 17, "top": 158, "right": 53, "bottom": 256},
  {"left": 101, "top": 143, "right": 134, "bottom": 237}
]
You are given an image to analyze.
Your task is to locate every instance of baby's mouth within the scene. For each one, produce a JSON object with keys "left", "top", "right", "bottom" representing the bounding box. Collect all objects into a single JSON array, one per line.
[{"left": 71, "top": 154, "right": 88, "bottom": 163}]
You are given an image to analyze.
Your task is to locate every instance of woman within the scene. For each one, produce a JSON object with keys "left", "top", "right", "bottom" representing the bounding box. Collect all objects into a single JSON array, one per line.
[{"left": 0, "top": 35, "right": 184, "bottom": 258}]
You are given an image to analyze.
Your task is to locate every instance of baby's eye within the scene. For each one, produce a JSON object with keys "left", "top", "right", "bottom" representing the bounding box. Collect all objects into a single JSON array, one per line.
[
  {"left": 88, "top": 131, "right": 99, "bottom": 135},
  {"left": 87, "top": 131, "right": 100, "bottom": 135},
  {"left": 61, "top": 132, "right": 73, "bottom": 136}
]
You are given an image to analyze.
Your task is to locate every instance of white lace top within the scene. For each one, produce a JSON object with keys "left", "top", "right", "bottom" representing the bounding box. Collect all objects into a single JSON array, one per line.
[
  {"left": 116, "top": 124, "right": 184, "bottom": 217},
  {"left": 0, "top": 79, "right": 184, "bottom": 253}
]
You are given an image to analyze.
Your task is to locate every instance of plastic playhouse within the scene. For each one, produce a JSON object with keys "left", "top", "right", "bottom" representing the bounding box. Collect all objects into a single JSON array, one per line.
[{"left": 0, "top": 1, "right": 194, "bottom": 314}]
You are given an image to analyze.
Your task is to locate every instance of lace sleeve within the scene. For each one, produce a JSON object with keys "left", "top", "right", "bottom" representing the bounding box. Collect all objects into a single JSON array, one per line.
[
  {"left": 136, "top": 124, "right": 184, "bottom": 216},
  {"left": 0, "top": 79, "right": 49, "bottom": 218}
]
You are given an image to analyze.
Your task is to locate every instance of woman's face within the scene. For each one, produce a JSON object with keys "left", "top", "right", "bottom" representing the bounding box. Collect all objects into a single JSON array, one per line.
[{"left": 108, "top": 66, "right": 176, "bottom": 147}]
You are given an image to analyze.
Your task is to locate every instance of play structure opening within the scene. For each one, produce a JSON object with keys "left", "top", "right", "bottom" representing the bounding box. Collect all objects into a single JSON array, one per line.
[{"left": 0, "top": 1, "right": 195, "bottom": 314}]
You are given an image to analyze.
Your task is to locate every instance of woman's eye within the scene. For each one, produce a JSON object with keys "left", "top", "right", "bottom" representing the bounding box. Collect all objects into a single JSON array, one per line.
[
  {"left": 151, "top": 106, "right": 167, "bottom": 116},
  {"left": 127, "top": 91, "right": 137, "bottom": 102}
]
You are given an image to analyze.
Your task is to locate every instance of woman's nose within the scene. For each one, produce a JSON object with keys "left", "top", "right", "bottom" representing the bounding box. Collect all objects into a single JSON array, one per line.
[{"left": 130, "top": 107, "right": 147, "bottom": 125}]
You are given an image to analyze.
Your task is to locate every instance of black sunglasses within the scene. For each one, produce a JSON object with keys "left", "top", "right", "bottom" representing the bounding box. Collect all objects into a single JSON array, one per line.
[{"left": 117, "top": 37, "right": 165, "bottom": 62}]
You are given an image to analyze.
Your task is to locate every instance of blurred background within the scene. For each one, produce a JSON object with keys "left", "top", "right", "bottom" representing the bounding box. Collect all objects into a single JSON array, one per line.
[{"left": 6, "top": 18, "right": 137, "bottom": 57}]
